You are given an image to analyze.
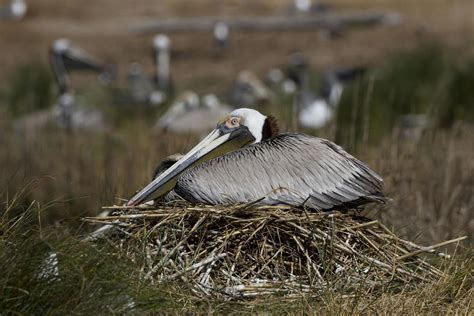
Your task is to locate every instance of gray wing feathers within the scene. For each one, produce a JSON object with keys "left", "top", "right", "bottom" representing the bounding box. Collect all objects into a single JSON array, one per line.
[{"left": 176, "top": 133, "right": 384, "bottom": 210}]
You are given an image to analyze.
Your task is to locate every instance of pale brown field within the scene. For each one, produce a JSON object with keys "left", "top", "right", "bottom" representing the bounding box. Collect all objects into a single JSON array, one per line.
[{"left": 1, "top": 0, "right": 473, "bottom": 92}]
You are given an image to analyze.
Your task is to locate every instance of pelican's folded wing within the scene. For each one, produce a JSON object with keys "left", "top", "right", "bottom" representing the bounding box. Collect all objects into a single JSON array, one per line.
[{"left": 176, "top": 133, "right": 385, "bottom": 210}]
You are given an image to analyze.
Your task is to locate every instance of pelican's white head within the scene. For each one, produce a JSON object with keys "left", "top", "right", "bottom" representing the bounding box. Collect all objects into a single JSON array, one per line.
[
  {"left": 229, "top": 108, "right": 266, "bottom": 143},
  {"left": 219, "top": 108, "right": 279, "bottom": 144}
]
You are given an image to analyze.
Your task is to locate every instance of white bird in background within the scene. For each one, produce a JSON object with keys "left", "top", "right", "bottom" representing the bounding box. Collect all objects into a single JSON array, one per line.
[
  {"left": 288, "top": 53, "right": 364, "bottom": 129},
  {"left": 126, "top": 34, "right": 172, "bottom": 106},
  {"left": 152, "top": 34, "right": 172, "bottom": 99},
  {"left": 0, "top": 0, "right": 27, "bottom": 20},
  {"left": 291, "top": 0, "right": 330, "bottom": 15},
  {"left": 153, "top": 91, "right": 231, "bottom": 135},
  {"left": 155, "top": 90, "right": 200, "bottom": 129},
  {"left": 266, "top": 67, "right": 298, "bottom": 95},
  {"left": 231, "top": 70, "right": 273, "bottom": 107},
  {"left": 213, "top": 21, "right": 230, "bottom": 52},
  {"left": 266, "top": 68, "right": 285, "bottom": 87}
]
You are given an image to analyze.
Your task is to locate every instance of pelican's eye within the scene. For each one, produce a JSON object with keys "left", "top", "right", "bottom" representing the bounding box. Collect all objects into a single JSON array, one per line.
[{"left": 226, "top": 117, "right": 240, "bottom": 128}]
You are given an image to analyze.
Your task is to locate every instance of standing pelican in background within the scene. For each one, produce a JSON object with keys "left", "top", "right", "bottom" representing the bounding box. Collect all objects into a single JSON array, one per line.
[
  {"left": 288, "top": 53, "right": 364, "bottom": 129},
  {"left": 153, "top": 34, "right": 172, "bottom": 99},
  {"left": 153, "top": 91, "right": 231, "bottom": 135},
  {"left": 50, "top": 38, "right": 114, "bottom": 95},
  {"left": 231, "top": 70, "right": 273, "bottom": 107},
  {"left": 213, "top": 21, "right": 230, "bottom": 54},
  {"left": 49, "top": 38, "right": 112, "bottom": 131},
  {"left": 154, "top": 90, "right": 200, "bottom": 130},
  {"left": 126, "top": 34, "right": 172, "bottom": 106},
  {"left": 128, "top": 108, "right": 385, "bottom": 210},
  {"left": 14, "top": 39, "right": 112, "bottom": 132}
]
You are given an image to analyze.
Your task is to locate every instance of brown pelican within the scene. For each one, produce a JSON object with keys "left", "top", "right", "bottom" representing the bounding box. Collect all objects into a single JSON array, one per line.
[
  {"left": 125, "top": 34, "right": 171, "bottom": 106},
  {"left": 50, "top": 39, "right": 114, "bottom": 94},
  {"left": 14, "top": 39, "right": 112, "bottom": 132},
  {"left": 50, "top": 39, "right": 111, "bottom": 131},
  {"left": 152, "top": 153, "right": 184, "bottom": 180},
  {"left": 288, "top": 53, "right": 364, "bottom": 129},
  {"left": 231, "top": 70, "right": 273, "bottom": 107},
  {"left": 128, "top": 108, "right": 385, "bottom": 210},
  {"left": 153, "top": 91, "right": 231, "bottom": 135}
]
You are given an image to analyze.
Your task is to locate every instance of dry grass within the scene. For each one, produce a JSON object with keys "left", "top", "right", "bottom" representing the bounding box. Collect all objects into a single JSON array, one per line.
[{"left": 374, "top": 124, "right": 474, "bottom": 244}]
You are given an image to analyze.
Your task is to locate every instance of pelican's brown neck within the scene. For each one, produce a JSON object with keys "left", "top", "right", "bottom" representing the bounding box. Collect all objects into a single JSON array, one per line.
[{"left": 262, "top": 116, "right": 279, "bottom": 141}]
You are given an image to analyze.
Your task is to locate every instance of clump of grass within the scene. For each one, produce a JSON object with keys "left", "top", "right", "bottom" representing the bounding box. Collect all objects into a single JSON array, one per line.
[
  {"left": 0, "top": 196, "right": 180, "bottom": 314},
  {"left": 373, "top": 123, "right": 474, "bottom": 244},
  {"left": 1, "top": 63, "right": 54, "bottom": 117},
  {"left": 438, "top": 59, "right": 474, "bottom": 127},
  {"left": 335, "top": 43, "right": 474, "bottom": 146},
  {"left": 84, "top": 202, "right": 465, "bottom": 300}
]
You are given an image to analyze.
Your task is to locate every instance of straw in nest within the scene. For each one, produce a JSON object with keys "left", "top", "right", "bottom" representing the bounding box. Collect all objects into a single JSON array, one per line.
[{"left": 84, "top": 203, "right": 465, "bottom": 299}]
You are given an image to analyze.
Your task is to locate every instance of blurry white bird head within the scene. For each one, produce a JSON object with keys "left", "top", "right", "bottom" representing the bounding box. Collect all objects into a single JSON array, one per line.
[
  {"left": 266, "top": 68, "right": 284, "bottom": 86},
  {"left": 52, "top": 38, "right": 71, "bottom": 54},
  {"left": 295, "top": 0, "right": 311, "bottom": 12},
  {"left": 153, "top": 34, "right": 170, "bottom": 50},
  {"left": 127, "top": 108, "right": 279, "bottom": 206},
  {"left": 10, "top": 0, "right": 27, "bottom": 19},
  {"left": 213, "top": 21, "right": 229, "bottom": 41},
  {"left": 202, "top": 94, "right": 220, "bottom": 109}
]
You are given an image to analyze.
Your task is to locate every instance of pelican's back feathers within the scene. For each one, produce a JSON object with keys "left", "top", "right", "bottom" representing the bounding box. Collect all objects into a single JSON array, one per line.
[{"left": 176, "top": 133, "right": 384, "bottom": 210}]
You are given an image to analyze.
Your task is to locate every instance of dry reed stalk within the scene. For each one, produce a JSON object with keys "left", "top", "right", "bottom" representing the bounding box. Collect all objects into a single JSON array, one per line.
[{"left": 83, "top": 203, "right": 463, "bottom": 299}]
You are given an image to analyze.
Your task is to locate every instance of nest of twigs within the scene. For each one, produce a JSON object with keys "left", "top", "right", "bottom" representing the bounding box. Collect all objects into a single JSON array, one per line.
[{"left": 84, "top": 203, "right": 463, "bottom": 299}]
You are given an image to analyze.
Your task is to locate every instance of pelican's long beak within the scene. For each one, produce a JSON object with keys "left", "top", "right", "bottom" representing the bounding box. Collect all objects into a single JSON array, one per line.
[{"left": 127, "top": 125, "right": 254, "bottom": 206}]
